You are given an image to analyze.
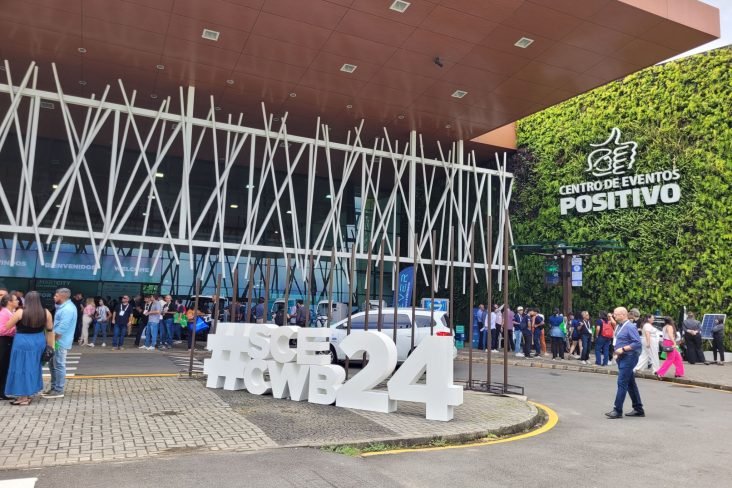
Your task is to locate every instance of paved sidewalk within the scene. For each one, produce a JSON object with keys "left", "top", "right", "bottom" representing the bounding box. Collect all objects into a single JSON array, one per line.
[
  {"left": 0, "top": 377, "right": 540, "bottom": 471},
  {"left": 458, "top": 350, "right": 732, "bottom": 390}
]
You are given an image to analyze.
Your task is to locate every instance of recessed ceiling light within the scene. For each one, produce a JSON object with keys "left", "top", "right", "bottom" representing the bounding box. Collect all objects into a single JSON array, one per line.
[
  {"left": 55, "top": 204, "right": 61, "bottom": 208},
  {"left": 445, "top": 124, "right": 452, "bottom": 129},
  {"left": 226, "top": 79, "right": 235, "bottom": 85},
  {"left": 286, "top": 210, "right": 292, "bottom": 214},
  {"left": 397, "top": 114, "right": 405, "bottom": 120},
  {"left": 78, "top": 47, "right": 87, "bottom": 53},
  {"left": 346, "top": 104, "right": 353, "bottom": 109},
  {"left": 289, "top": 92, "right": 296, "bottom": 98},
  {"left": 40, "top": 101, "right": 55, "bottom": 110},
  {"left": 245, "top": 184, "right": 255, "bottom": 189},
  {"left": 340, "top": 63, "right": 357, "bottom": 74},
  {"left": 155, "top": 172, "right": 164, "bottom": 178},
  {"left": 325, "top": 194, "right": 332, "bottom": 200},
  {"left": 273, "top": 117, "right": 280, "bottom": 122},
  {"left": 78, "top": 80, "right": 87, "bottom": 86},
  {"left": 142, "top": 212, "right": 148, "bottom": 216},
  {"left": 274, "top": 230, "right": 279, "bottom": 234},
  {"left": 514, "top": 37, "right": 534, "bottom": 48},
  {"left": 156, "top": 64, "right": 165, "bottom": 70},
  {"left": 229, "top": 204, "right": 239, "bottom": 209},
  {"left": 0, "top": 66, "right": 5, "bottom": 71},
  {"left": 52, "top": 184, "right": 59, "bottom": 189},
  {"left": 150, "top": 94, "right": 158, "bottom": 99},
  {"left": 451, "top": 90, "right": 467, "bottom": 99},
  {"left": 148, "top": 194, "right": 156, "bottom": 200},
  {"left": 390, "top": 1, "right": 411, "bottom": 13},
  {"left": 202, "top": 28, "right": 220, "bottom": 41},
  {"left": 214, "top": 106, "right": 221, "bottom": 111}
]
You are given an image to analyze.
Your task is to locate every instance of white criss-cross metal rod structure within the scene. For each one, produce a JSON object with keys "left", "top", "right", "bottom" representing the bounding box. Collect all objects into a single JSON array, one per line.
[{"left": 0, "top": 61, "right": 517, "bottom": 290}]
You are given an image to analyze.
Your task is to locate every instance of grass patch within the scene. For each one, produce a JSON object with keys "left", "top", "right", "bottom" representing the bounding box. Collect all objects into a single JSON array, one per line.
[{"left": 322, "top": 445, "right": 361, "bottom": 457}]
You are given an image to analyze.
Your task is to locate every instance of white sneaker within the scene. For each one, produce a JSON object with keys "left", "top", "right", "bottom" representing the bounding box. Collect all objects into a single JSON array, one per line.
[
  {"left": 138, "top": 345, "right": 147, "bottom": 349},
  {"left": 101, "top": 343, "right": 106, "bottom": 347},
  {"left": 492, "top": 349, "right": 499, "bottom": 353},
  {"left": 89, "top": 343, "right": 95, "bottom": 348},
  {"left": 147, "top": 346, "right": 155, "bottom": 351},
  {"left": 516, "top": 352, "right": 525, "bottom": 357}
]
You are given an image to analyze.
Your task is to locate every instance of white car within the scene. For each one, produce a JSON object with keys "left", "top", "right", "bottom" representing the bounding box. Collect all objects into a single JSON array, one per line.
[{"left": 329, "top": 308, "right": 457, "bottom": 363}]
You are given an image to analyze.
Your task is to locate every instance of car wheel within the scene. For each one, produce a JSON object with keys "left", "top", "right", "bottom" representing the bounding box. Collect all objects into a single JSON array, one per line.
[{"left": 329, "top": 345, "right": 338, "bottom": 364}]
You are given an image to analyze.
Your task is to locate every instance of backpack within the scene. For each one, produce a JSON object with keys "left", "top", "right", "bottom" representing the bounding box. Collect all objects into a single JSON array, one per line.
[
  {"left": 601, "top": 320, "right": 614, "bottom": 338},
  {"left": 274, "top": 308, "right": 285, "bottom": 326}
]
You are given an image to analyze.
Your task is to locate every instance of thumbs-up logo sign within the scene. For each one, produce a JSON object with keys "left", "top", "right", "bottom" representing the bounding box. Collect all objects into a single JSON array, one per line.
[{"left": 585, "top": 128, "right": 637, "bottom": 178}]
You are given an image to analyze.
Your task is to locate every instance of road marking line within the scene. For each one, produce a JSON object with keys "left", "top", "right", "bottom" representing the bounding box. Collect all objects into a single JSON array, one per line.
[
  {"left": 67, "top": 373, "right": 180, "bottom": 379},
  {"left": 0, "top": 478, "right": 37, "bottom": 487},
  {"left": 361, "top": 401, "right": 558, "bottom": 457}
]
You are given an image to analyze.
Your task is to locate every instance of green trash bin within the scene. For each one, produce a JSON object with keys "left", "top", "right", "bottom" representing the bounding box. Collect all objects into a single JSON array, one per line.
[{"left": 455, "top": 325, "right": 465, "bottom": 349}]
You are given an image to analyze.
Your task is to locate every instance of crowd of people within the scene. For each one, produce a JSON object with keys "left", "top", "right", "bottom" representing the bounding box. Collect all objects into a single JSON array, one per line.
[{"left": 473, "top": 304, "right": 726, "bottom": 377}]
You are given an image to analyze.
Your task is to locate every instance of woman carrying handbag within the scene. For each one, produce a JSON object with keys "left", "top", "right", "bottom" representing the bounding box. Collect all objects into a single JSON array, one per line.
[{"left": 656, "top": 317, "right": 684, "bottom": 379}]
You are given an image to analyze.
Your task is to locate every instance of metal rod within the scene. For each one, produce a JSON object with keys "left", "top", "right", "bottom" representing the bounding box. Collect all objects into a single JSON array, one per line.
[
  {"left": 430, "top": 230, "right": 436, "bottom": 336},
  {"left": 468, "top": 223, "right": 475, "bottom": 387},
  {"left": 282, "top": 253, "right": 291, "bottom": 325},
  {"left": 410, "top": 225, "right": 417, "bottom": 353},
  {"left": 393, "top": 235, "right": 400, "bottom": 344},
  {"left": 263, "top": 257, "right": 271, "bottom": 323},
  {"left": 502, "top": 194, "right": 510, "bottom": 393},
  {"left": 232, "top": 266, "right": 239, "bottom": 322},
  {"left": 487, "top": 209, "right": 493, "bottom": 389},
  {"left": 211, "top": 272, "right": 222, "bottom": 334},
  {"left": 246, "top": 261, "right": 254, "bottom": 322},
  {"left": 377, "top": 241, "right": 385, "bottom": 332},
  {"left": 327, "top": 248, "right": 335, "bottom": 327},
  {"left": 345, "top": 243, "right": 356, "bottom": 379},
  {"left": 305, "top": 251, "right": 314, "bottom": 326},
  {"left": 449, "top": 226, "right": 454, "bottom": 335},
  {"left": 363, "top": 242, "right": 372, "bottom": 365},
  {"left": 188, "top": 277, "right": 201, "bottom": 378}
]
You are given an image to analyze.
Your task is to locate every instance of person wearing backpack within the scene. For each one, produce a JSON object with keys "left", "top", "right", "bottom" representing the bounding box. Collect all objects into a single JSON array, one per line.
[
  {"left": 295, "top": 300, "right": 307, "bottom": 327},
  {"left": 273, "top": 303, "right": 287, "bottom": 326},
  {"left": 595, "top": 311, "right": 615, "bottom": 366}
]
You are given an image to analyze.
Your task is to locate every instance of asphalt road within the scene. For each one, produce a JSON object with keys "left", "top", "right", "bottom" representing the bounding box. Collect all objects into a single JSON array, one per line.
[{"left": 2, "top": 361, "right": 730, "bottom": 487}]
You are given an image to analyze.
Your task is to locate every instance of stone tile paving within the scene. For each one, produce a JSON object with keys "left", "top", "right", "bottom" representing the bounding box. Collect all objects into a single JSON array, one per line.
[
  {"left": 0, "top": 377, "right": 539, "bottom": 471},
  {"left": 0, "top": 377, "right": 276, "bottom": 470}
]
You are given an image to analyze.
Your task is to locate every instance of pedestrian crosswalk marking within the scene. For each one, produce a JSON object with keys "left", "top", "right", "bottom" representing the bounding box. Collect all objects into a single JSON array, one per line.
[
  {"left": 42, "top": 353, "right": 82, "bottom": 377},
  {"left": 169, "top": 353, "right": 204, "bottom": 372}
]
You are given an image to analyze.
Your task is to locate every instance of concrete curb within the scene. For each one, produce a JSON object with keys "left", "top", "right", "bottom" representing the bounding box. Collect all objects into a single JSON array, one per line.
[
  {"left": 457, "top": 356, "right": 732, "bottom": 392},
  {"left": 313, "top": 399, "right": 547, "bottom": 452}
]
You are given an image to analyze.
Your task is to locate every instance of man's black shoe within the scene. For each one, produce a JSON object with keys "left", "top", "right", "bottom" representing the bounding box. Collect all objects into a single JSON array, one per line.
[
  {"left": 625, "top": 410, "right": 645, "bottom": 417},
  {"left": 604, "top": 410, "right": 622, "bottom": 419}
]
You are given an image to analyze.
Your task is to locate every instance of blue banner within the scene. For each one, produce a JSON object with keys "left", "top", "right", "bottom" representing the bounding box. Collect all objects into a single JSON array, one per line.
[
  {"left": 0, "top": 249, "right": 37, "bottom": 278},
  {"left": 398, "top": 266, "right": 413, "bottom": 308}
]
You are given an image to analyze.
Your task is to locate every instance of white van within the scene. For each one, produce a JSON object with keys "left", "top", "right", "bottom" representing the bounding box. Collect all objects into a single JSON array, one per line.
[
  {"left": 315, "top": 301, "right": 350, "bottom": 327},
  {"left": 329, "top": 308, "right": 456, "bottom": 363}
]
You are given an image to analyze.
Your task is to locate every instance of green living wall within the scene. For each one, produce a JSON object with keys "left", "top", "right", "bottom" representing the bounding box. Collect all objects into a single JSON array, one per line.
[{"left": 511, "top": 46, "right": 732, "bottom": 340}]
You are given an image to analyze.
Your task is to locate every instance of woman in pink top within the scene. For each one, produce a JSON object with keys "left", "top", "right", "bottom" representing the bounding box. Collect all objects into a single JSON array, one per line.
[
  {"left": 80, "top": 298, "right": 96, "bottom": 347},
  {"left": 0, "top": 293, "right": 20, "bottom": 400}
]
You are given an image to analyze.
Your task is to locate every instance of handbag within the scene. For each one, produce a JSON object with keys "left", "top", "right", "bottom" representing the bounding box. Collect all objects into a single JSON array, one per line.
[
  {"left": 662, "top": 343, "right": 676, "bottom": 353},
  {"left": 41, "top": 345, "right": 55, "bottom": 364}
]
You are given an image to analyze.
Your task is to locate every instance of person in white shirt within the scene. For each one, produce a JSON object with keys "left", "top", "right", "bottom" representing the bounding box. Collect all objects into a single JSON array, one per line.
[{"left": 634, "top": 314, "right": 660, "bottom": 373}]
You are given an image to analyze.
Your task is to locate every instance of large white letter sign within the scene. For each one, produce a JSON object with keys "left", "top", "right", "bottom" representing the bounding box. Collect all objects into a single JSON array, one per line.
[
  {"left": 204, "top": 323, "right": 464, "bottom": 421},
  {"left": 336, "top": 331, "right": 397, "bottom": 413},
  {"left": 297, "top": 327, "right": 331, "bottom": 365},
  {"left": 387, "top": 336, "right": 463, "bottom": 421},
  {"left": 268, "top": 361, "right": 310, "bottom": 401},
  {"left": 243, "top": 358, "right": 271, "bottom": 395},
  {"left": 270, "top": 326, "right": 299, "bottom": 363},
  {"left": 308, "top": 365, "right": 346, "bottom": 405},
  {"left": 204, "top": 323, "right": 252, "bottom": 390},
  {"left": 249, "top": 323, "right": 278, "bottom": 359}
]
